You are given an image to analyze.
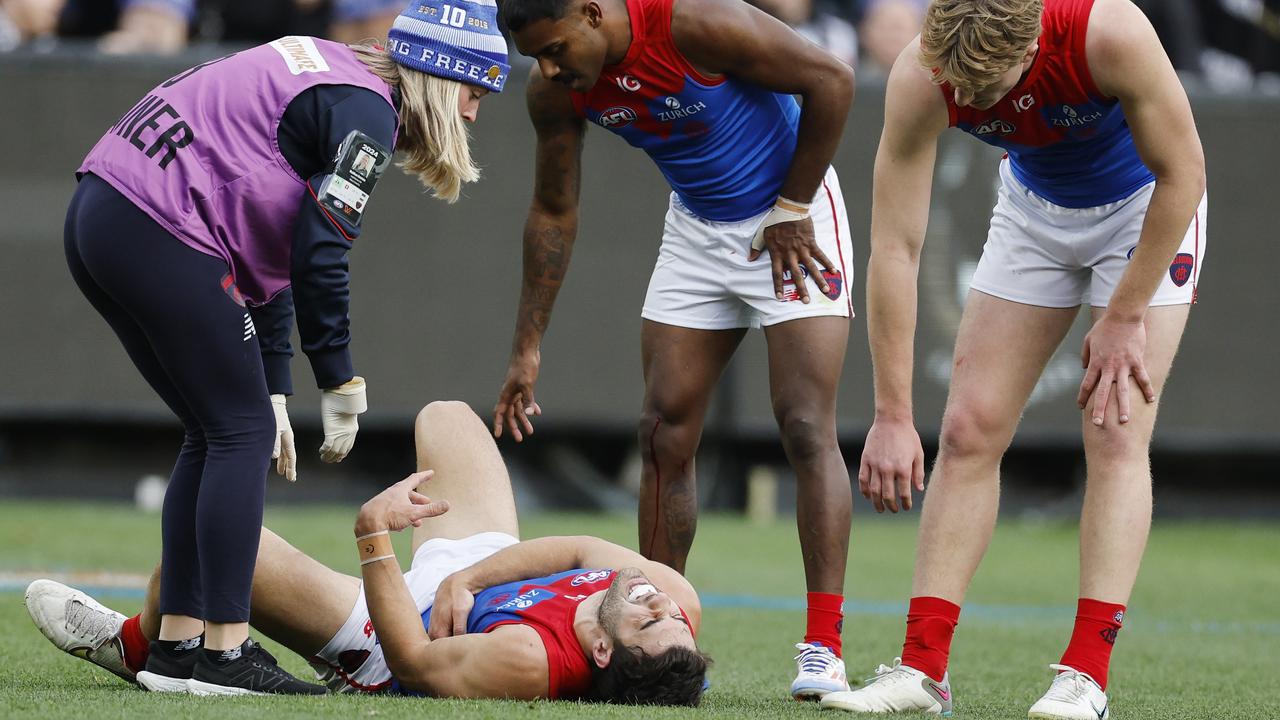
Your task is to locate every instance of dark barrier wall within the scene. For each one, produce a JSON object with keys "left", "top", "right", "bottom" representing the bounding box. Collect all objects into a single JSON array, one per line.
[{"left": 1, "top": 51, "right": 1276, "bottom": 450}]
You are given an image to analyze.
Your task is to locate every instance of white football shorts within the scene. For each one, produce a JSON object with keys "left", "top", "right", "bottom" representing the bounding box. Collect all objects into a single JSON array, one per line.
[
  {"left": 641, "top": 165, "right": 855, "bottom": 329},
  {"left": 308, "top": 531, "right": 519, "bottom": 693},
  {"left": 971, "top": 158, "right": 1207, "bottom": 308}
]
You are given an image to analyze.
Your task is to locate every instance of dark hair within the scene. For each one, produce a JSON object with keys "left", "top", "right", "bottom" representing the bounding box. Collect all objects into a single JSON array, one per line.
[
  {"left": 499, "top": 0, "right": 575, "bottom": 32},
  {"left": 588, "top": 645, "right": 713, "bottom": 707}
]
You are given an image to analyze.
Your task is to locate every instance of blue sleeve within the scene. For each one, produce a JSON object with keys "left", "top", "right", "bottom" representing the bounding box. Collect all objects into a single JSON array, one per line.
[
  {"left": 250, "top": 290, "right": 296, "bottom": 396},
  {"left": 279, "top": 85, "right": 398, "bottom": 389}
]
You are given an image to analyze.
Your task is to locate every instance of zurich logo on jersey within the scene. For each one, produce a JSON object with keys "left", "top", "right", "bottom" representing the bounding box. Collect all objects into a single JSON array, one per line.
[
  {"left": 493, "top": 588, "right": 555, "bottom": 612},
  {"left": 599, "top": 106, "right": 637, "bottom": 128},
  {"left": 658, "top": 96, "right": 707, "bottom": 122},
  {"left": 1049, "top": 103, "right": 1103, "bottom": 129}
]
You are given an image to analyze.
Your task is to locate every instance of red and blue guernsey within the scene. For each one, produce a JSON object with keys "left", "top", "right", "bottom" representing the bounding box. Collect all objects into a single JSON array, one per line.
[
  {"left": 398, "top": 569, "right": 618, "bottom": 699},
  {"left": 941, "top": 0, "right": 1154, "bottom": 208},
  {"left": 571, "top": 0, "right": 800, "bottom": 222}
]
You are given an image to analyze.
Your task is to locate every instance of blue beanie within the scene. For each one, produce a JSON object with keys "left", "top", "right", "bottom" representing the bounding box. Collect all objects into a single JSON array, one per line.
[{"left": 386, "top": 0, "right": 510, "bottom": 92}]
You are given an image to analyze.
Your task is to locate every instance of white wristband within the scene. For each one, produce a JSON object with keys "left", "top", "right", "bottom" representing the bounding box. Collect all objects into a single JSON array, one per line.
[{"left": 751, "top": 197, "right": 812, "bottom": 252}]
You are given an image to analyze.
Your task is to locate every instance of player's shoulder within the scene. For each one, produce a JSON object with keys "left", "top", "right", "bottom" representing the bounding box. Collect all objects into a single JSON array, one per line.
[
  {"left": 1083, "top": 0, "right": 1153, "bottom": 65},
  {"left": 884, "top": 38, "right": 948, "bottom": 138},
  {"left": 670, "top": 0, "right": 755, "bottom": 48},
  {"left": 1083, "top": 0, "right": 1162, "bottom": 95}
]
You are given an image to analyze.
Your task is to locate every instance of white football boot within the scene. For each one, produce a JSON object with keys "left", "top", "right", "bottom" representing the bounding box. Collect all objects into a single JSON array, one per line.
[
  {"left": 791, "top": 642, "right": 850, "bottom": 700},
  {"left": 820, "top": 657, "right": 953, "bottom": 715},
  {"left": 25, "top": 579, "right": 136, "bottom": 683},
  {"left": 1028, "top": 664, "right": 1110, "bottom": 720}
]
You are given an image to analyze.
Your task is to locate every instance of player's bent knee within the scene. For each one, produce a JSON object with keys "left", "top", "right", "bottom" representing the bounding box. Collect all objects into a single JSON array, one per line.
[
  {"left": 416, "top": 400, "right": 477, "bottom": 435},
  {"left": 637, "top": 411, "right": 699, "bottom": 464},
  {"left": 938, "top": 405, "right": 1012, "bottom": 463},
  {"left": 1083, "top": 422, "right": 1151, "bottom": 467},
  {"left": 776, "top": 412, "right": 835, "bottom": 465}
]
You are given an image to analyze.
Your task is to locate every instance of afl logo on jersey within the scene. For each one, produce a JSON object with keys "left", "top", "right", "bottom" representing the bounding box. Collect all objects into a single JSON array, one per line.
[
  {"left": 599, "top": 106, "right": 637, "bottom": 128},
  {"left": 616, "top": 74, "right": 641, "bottom": 92},
  {"left": 972, "top": 119, "right": 1016, "bottom": 136}
]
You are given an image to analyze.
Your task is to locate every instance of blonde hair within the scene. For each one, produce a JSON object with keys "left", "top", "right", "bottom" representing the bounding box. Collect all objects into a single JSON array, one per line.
[
  {"left": 351, "top": 43, "right": 480, "bottom": 203},
  {"left": 918, "top": 0, "right": 1043, "bottom": 90}
]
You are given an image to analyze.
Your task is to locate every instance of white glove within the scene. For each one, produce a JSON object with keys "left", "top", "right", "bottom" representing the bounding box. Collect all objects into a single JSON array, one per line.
[
  {"left": 320, "top": 376, "right": 367, "bottom": 463},
  {"left": 750, "top": 196, "right": 811, "bottom": 253},
  {"left": 270, "top": 394, "right": 297, "bottom": 482}
]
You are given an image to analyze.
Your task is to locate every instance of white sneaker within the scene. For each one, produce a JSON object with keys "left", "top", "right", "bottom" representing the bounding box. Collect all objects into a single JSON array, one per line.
[
  {"left": 25, "top": 579, "right": 136, "bottom": 684},
  {"left": 1028, "top": 664, "right": 1109, "bottom": 720},
  {"left": 791, "top": 642, "right": 850, "bottom": 700},
  {"left": 820, "top": 657, "right": 953, "bottom": 715}
]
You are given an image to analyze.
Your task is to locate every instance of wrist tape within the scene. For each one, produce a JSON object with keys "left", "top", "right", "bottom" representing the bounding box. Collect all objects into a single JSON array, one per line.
[
  {"left": 324, "top": 376, "right": 368, "bottom": 415},
  {"left": 356, "top": 530, "right": 395, "bottom": 565},
  {"left": 750, "top": 197, "right": 812, "bottom": 252}
]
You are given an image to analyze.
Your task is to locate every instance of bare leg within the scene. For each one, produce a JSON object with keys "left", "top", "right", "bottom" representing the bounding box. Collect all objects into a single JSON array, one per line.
[
  {"left": 637, "top": 320, "right": 746, "bottom": 572},
  {"left": 1078, "top": 304, "right": 1189, "bottom": 603},
  {"left": 140, "top": 529, "right": 360, "bottom": 658},
  {"left": 762, "top": 316, "right": 852, "bottom": 594},
  {"left": 913, "top": 292, "right": 1079, "bottom": 602},
  {"left": 411, "top": 401, "right": 520, "bottom": 552}
]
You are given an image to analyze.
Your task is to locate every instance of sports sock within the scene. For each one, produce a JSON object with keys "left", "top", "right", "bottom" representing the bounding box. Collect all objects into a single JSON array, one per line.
[
  {"left": 118, "top": 614, "right": 150, "bottom": 673},
  {"left": 156, "top": 635, "right": 202, "bottom": 654},
  {"left": 804, "top": 592, "right": 844, "bottom": 657},
  {"left": 1059, "top": 598, "right": 1125, "bottom": 690},
  {"left": 900, "top": 596, "right": 961, "bottom": 682},
  {"left": 204, "top": 639, "right": 248, "bottom": 665}
]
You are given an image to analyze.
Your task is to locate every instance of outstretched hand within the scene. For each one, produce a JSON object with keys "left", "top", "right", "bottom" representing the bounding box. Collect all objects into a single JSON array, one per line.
[
  {"left": 355, "top": 471, "right": 450, "bottom": 536},
  {"left": 493, "top": 351, "right": 542, "bottom": 442}
]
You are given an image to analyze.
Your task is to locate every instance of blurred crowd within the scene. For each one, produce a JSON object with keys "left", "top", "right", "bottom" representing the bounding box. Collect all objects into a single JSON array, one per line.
[
  {"left": 0, "top": 0, "right": 404, "bottom": 54},
  {"left": 1, "top": 0, "right": 1277, "bottom": 90}
]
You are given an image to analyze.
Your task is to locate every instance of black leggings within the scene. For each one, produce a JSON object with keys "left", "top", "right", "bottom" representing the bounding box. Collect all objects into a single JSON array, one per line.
[{"left": 65, "top": 174, "right": 271, "bottom": 623}]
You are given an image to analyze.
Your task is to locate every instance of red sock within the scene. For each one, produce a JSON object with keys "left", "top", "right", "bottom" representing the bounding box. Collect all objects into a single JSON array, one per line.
[
  {"left": 1059, "top": 598, "right": 1125, "bottom": 690},
  {"left": 119, "top": 614, "right": 150, "bottom": 673},
  {"left": 901, "top": 596, "right": 960, "bottom": 682},
  {"left": 804, "top": 592, "right": 844, "bottom": 657}
]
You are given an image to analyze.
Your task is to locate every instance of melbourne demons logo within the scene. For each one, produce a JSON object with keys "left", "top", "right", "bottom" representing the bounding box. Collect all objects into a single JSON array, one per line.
[
  {"left": 1169, "top": 252, "right": 1195, "bottom": 287},
  {"left": 598, "top": 106, "right": 637, "bottom": 128},
  {"left": 820, "top": 269, "right": 844, "bottom": 301}
]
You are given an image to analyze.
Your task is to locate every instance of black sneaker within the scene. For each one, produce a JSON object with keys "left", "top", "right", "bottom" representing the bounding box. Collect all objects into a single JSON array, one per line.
[
  {"left": 137, "top": 637, "right": 202, "bottom": 693},
  {"left": 187, "top": 639, "right": 327, "bottom": 696}
]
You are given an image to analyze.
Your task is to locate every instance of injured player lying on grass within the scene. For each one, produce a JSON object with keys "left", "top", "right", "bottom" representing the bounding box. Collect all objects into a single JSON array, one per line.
[{"left": 25, "top": 400, "right": 710, "bottom": 704}]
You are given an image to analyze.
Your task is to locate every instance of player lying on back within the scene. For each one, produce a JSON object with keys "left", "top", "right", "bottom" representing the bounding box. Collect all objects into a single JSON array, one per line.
[{"left": 27, "top": 401, "right": 709, "bottom": 704}]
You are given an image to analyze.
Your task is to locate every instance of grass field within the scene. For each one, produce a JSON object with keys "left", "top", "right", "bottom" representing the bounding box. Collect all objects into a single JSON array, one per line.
[{"left": 1, "top": 500, "right": 1277, "bottom": 719}]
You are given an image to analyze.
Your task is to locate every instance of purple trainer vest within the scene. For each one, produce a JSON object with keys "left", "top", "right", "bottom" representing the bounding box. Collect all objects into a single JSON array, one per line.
[{"left": 79, "top": 36, "right": 397, "bottom": 304}]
